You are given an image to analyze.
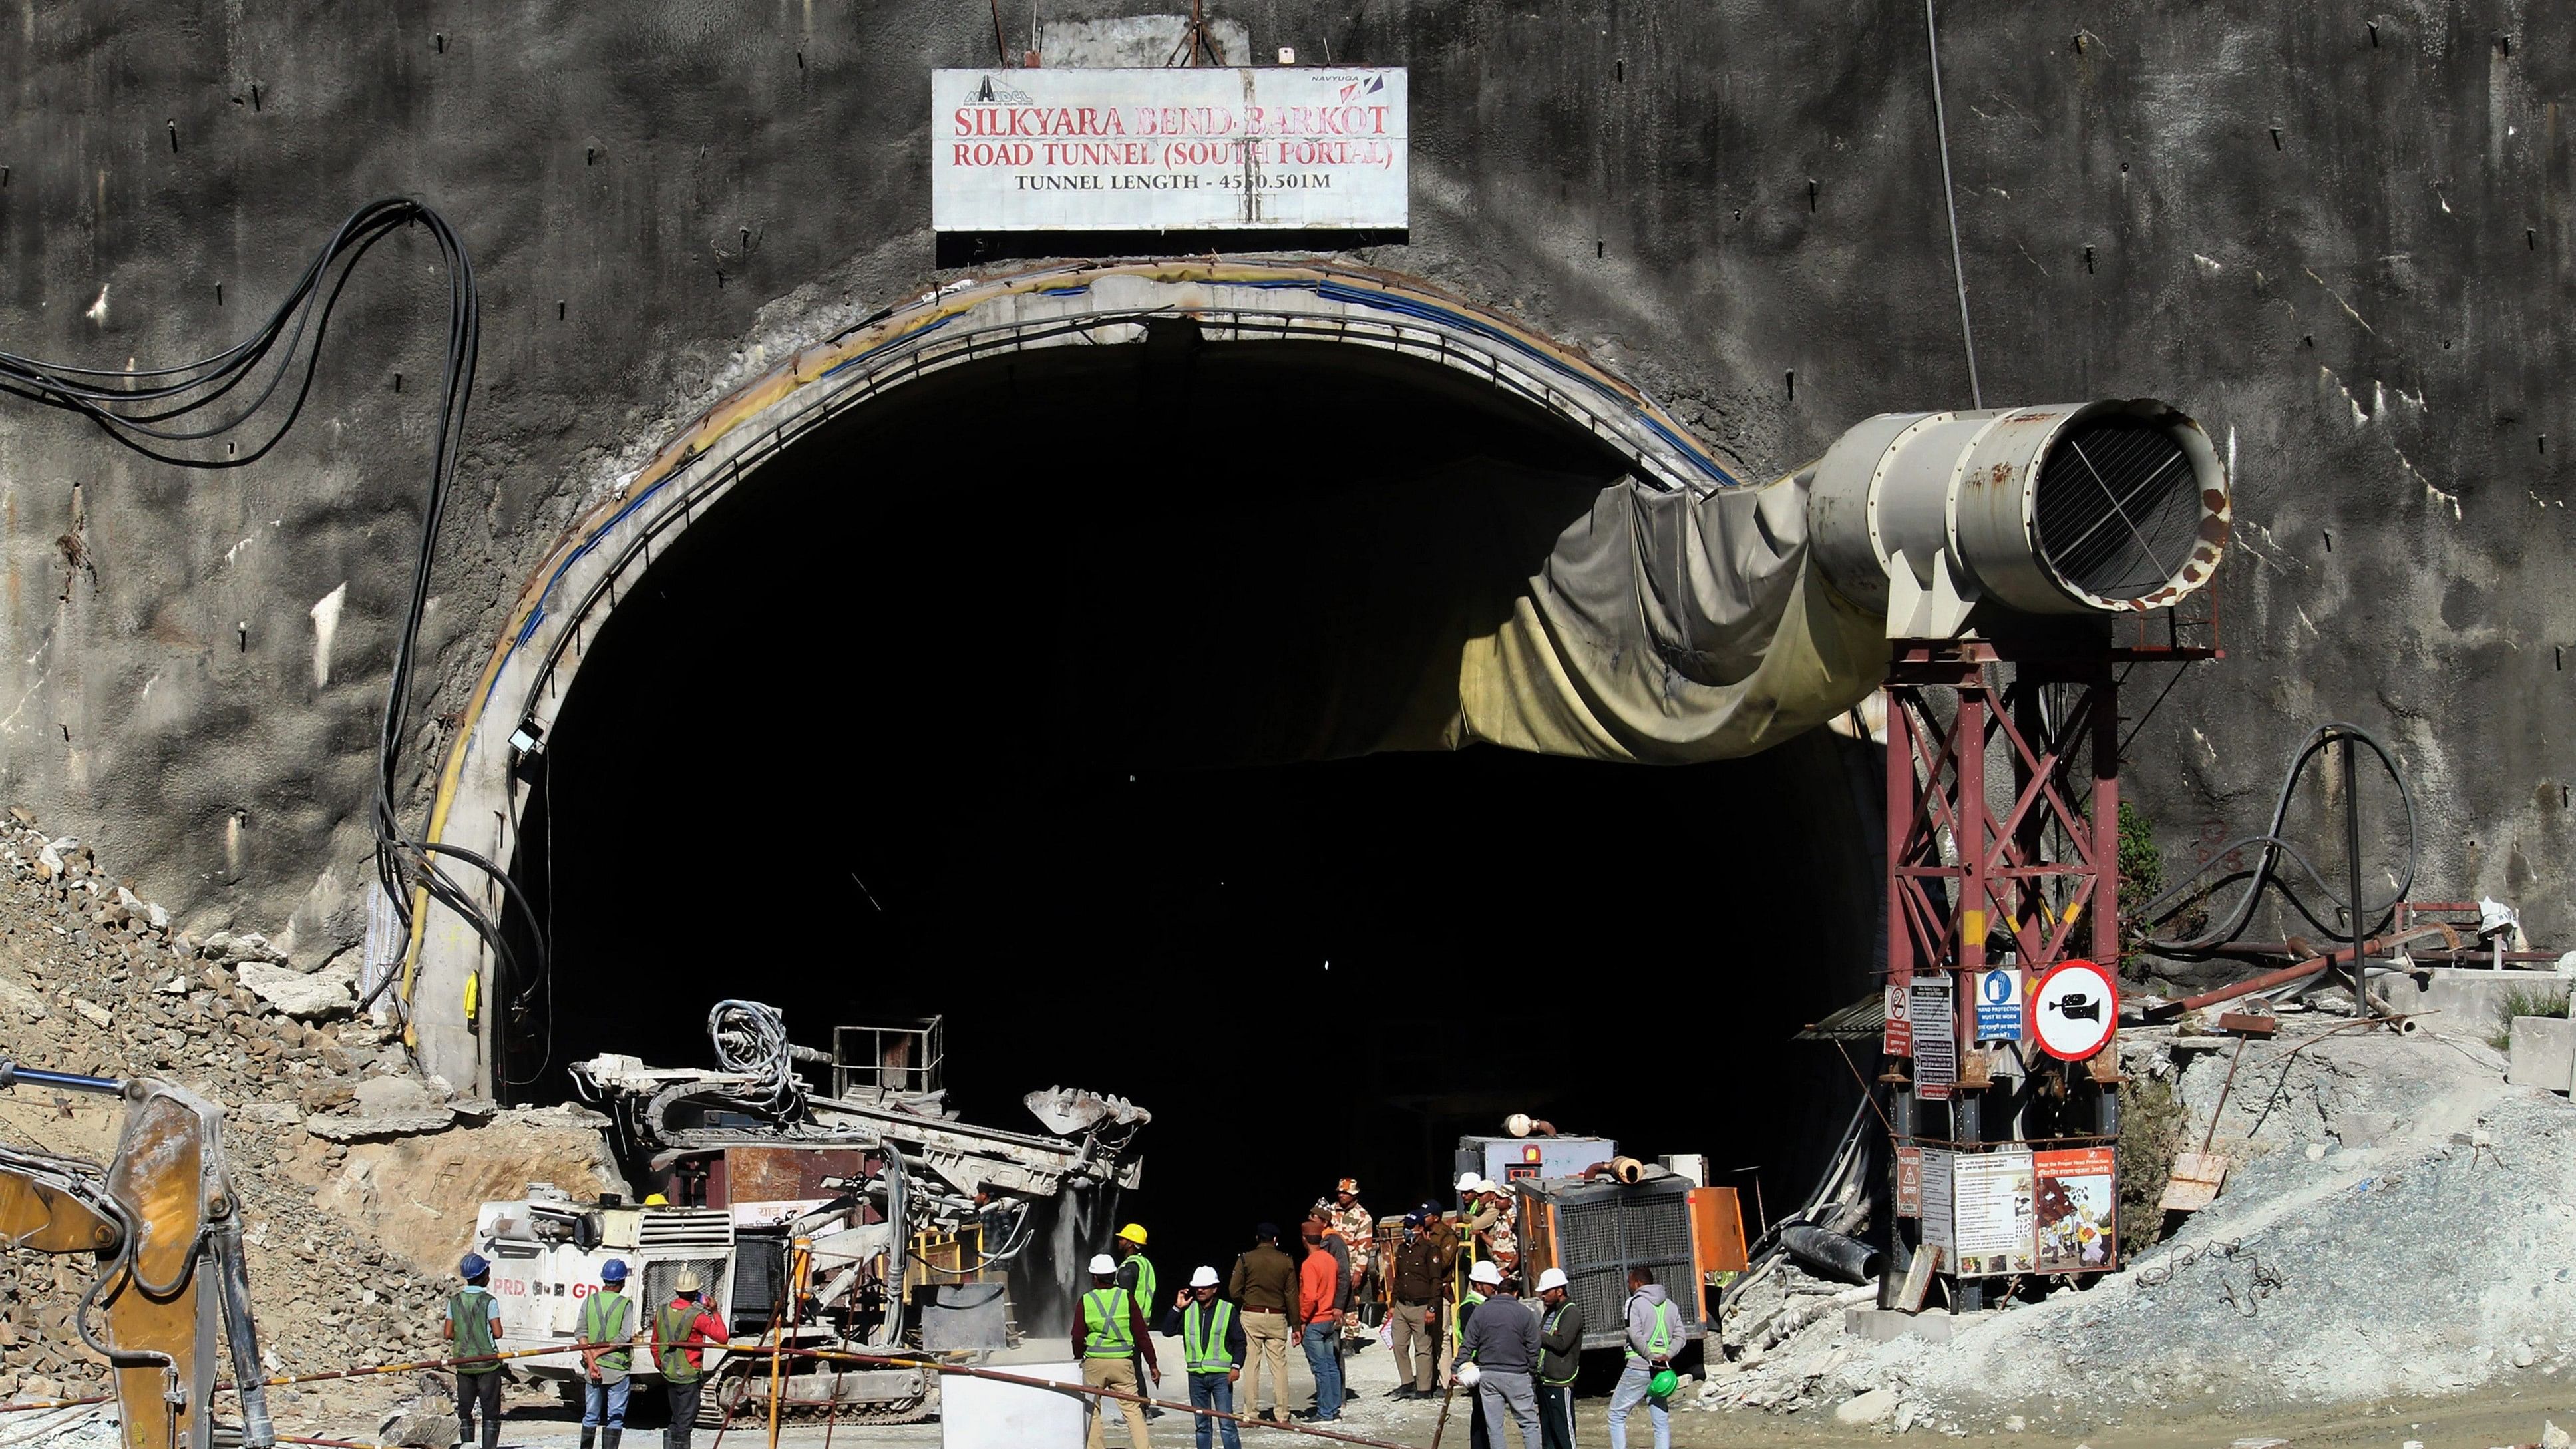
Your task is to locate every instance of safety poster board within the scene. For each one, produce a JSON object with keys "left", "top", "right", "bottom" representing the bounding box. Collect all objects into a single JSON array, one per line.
[
  {"left": 931, "top": 67, "right": 1409, "bottom": 231},
  {"left": 1974, "top": 966, "right": 2024, "bottom": 1042},
  {"left": 1916, "top": 1148, "right": 1955, "bottom": 1255},
  {"left": 1950, "top": 1149, "right": 2037, "bottom": 1277},
  {"left": 1893, "top": 1146, "right": 1923, "bottom": 1219},
  {"left": 1909, "top": 980, "right": 1957, "bottom": 1100},
  {"left": 1882, "top": 981, "right": 1912, "bottom": 1058},
  {"left": 2032, "top": 1147, "right": 2117, "bottom": 1273}
]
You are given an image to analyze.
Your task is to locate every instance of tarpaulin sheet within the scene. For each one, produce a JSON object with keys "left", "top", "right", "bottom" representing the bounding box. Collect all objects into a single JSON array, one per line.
[
  {"left": 1441, "top": 467, "right": 1887, "bottom": 763},
  {"left": 1041, "top": 455, "right": 1882, "bottom": 769},
  {"left": 1027, "top": 455, "right": 1881, "bottom": 769}
]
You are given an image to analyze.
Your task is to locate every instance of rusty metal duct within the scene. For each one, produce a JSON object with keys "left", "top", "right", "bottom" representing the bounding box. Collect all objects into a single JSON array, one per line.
[{"left": 1805, "top": 399, "right": 2231, "bottom": 637}]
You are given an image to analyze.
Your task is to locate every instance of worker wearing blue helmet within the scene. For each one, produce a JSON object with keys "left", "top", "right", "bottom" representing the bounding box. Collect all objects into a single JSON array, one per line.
[
  {"left": 445, "top": 1253, "right": 506, "bottom": 1449},
  {"left": 578, "top": 1259, "right": 636, "bottom": 1449}
]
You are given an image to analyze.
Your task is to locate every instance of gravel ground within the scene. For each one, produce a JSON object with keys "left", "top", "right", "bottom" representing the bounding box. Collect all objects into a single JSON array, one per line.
[{"left": 1700, "top": 1018, "right": 2576, "bottom": 1437}]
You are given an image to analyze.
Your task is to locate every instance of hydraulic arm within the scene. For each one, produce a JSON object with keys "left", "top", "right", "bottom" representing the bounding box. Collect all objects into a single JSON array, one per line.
[{"left": 0, "top": 1066, "right": 272, "bottom": 1449}]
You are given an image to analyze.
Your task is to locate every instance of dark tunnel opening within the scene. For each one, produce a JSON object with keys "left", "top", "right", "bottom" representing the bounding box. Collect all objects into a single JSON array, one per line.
[{"left": 502, "top": 335, "right": 1886, "bottom": 1290}]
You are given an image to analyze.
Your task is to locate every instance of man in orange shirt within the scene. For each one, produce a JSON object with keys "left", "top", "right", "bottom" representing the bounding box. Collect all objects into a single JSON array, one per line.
[{"left": 1295, "top": 1220, "right": 1344, "bottom": 1422}]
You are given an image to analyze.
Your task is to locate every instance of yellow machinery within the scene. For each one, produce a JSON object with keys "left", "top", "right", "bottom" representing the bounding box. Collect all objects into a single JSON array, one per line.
[{"left": 0, "top": 1064, "right": 272, "bottom": 1449}]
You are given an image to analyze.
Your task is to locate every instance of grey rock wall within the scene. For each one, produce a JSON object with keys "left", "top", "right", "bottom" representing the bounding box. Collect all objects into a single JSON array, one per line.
[{"left": 0, "top": 0, "right": 2567, "bottom": 947}]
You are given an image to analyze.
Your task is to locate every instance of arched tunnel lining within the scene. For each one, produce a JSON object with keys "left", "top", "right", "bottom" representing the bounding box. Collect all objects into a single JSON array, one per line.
[{"left": 506, "top": 336, "right": 1883, "bottom": 1286}]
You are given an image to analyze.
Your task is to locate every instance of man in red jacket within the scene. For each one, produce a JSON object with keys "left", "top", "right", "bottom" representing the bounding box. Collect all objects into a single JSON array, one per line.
[{"left": 648, "top": 1269, "right": 729, "bottom": 1449}]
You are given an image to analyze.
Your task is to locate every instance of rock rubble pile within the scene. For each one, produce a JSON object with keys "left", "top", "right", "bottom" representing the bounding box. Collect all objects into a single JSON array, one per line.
[{"left": 0, "top": 813, "right": 476, "bottom": 1406}]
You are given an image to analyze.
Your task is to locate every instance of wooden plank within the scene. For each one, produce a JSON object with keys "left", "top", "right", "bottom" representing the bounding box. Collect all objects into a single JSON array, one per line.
[
  {"left": 1895, "top": 1244, "right": 1942, "bottom": 1314},
  {"left": 2215, "top": 1012, "right": 2279, "bottom": 1036},
  {"left": 2159, "top": 1150, "right": 2230, "bottom": 1213}
]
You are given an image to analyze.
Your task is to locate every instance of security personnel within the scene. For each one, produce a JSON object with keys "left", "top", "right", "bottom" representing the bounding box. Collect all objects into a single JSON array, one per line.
[
  {"left": 1386, "top": 1213, "right": 1444, "bottom": 1400},
  {"left": 576, "top": 1259, "right": 636, "bottom": 1449},
  {"left": 1155, "top": 1266, "right": 1246, "bottom": 1449},
  {"left": 1111, "top": 1223, "right": 1159, "bottom": 1417},
  {"left": 1326, "top": 1179, "right": 1374, "bottom": 1329},
  {"left": 443, "top": 1253, "right": 505, "bottom": 1449},
  {"left": 1226, "top": 1223, "right": 1300, "bottom": 1425},
  {"left": 1075, "top": 1253, "right": 1157, "bottom": 1449},
  {"left": 651, "top": 1267, "right": 730, "bottom": 1449}
]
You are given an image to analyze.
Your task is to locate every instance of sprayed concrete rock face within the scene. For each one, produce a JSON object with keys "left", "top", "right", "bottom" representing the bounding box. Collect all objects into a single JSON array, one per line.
[{"left": 0, "top": 2, "right": 2567, "bottom": 982}]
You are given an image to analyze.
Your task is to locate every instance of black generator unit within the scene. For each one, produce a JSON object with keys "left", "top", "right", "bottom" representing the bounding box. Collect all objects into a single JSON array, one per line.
[{"left": 1515, "top": 1173, "right": 1735, "bottom": 1352}]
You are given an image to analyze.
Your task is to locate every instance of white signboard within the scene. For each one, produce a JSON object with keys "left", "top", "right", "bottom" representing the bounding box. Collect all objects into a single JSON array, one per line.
[
  {"left": 1917, "top": 1147, "right": 1956, "bottom": 1255},
  {"left": 1951, "top": 1149, "right": 2037, "bottom": 1278},
  {"left": 932, "top": 67, "right": 1409, "bottom": 231}
]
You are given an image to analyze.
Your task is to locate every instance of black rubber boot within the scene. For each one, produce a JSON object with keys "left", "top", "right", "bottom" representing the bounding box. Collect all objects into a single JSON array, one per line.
[
  {"left": 481, "top": 1420, "right": 500, "bottom": 1449},
  {"left": 603, "top": 1429, "right": 622, "bottom": 1449},
  {"left": 580, "top": 1431, "right": 596, "bottom": 1449}
]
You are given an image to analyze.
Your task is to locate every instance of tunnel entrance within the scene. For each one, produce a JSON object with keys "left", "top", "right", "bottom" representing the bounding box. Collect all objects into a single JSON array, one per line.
[{"left": 500, "top": 331, "right": 1883, "bottom": 1285}]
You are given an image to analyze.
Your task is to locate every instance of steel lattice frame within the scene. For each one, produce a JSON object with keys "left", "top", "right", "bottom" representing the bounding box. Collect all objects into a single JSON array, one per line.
[{"left": 1883, "top": 641, "right": 2121, "bottom": 1015}]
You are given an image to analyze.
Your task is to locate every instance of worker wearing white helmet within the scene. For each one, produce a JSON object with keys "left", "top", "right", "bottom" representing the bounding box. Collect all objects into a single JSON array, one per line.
[
  {"left": 1456, "top": 1259, "right": 1542, "bottom": 1449},
  {"left": 1153, "top": 1266, "right": 1246, "bottom": 1449},
  {"left": 1453, "top": 1174, "right": 1495, "bottom": 1301},
  {"left": 1074, "top": 1252, "right": 1157, "bottom": 1449},
  {"left": 651, "top": 1267, "right": 729, "bottom": 1449},
  {"left": 1533, "top": 1267, "right": 1584, "bottom": 1449}
]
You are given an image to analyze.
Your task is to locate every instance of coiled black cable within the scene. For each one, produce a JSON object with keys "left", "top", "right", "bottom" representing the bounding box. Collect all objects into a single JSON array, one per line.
[
  {"left": 1, "top": 200, "right": 532, "bottom": 1022},
  {"left": 2135, "top": 722, "right": 2418, "bottom": 956}
]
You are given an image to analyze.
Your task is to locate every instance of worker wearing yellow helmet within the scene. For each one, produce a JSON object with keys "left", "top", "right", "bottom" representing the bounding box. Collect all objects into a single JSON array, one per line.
[{"left": 1111, "top": 1223, "right": 1161, "bottom": 1418}]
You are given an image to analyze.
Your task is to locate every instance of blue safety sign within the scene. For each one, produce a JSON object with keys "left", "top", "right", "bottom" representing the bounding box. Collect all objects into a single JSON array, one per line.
[{"left": 1974, "top": 967, "right": 2024, "bottom": 1042}]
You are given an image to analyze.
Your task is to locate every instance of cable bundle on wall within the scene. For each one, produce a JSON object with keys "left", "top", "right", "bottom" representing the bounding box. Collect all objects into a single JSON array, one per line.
[{"left": 0, "top": 199, "right": 526, "bottom": 1028}]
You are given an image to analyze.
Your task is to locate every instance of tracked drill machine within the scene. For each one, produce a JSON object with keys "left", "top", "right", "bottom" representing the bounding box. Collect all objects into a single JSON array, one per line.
[{"left": 474, "top": 1006, "right": 1147, "bottom": 1425}]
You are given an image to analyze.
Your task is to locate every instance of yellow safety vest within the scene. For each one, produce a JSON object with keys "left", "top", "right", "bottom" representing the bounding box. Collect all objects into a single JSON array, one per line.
[
  {"left": 1182, "top": 1300, "right": 1235, "bottom": 1374},
  {"left": 1082, "top": 1289, "right": 1137, "bottom": 1358}
]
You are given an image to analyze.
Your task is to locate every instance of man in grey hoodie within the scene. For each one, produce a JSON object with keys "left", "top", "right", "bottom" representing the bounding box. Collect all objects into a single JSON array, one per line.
[
  {"left": 1455, "top": 1261, "right": 1542, "bottom": 1449},
  {"left": 1606, "top": 1268, "right": 1682, "bottom": 1449}
]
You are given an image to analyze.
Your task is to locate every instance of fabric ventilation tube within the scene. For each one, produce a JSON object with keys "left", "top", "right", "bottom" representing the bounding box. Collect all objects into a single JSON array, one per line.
[{"left": 1804, "top": 399, "right": 2231, "bottom": 638}]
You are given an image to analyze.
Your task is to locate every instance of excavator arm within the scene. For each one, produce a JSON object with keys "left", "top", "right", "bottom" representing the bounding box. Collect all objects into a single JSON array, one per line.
[{"left": 0, "top": 1066, "right": 272, "bottom": 1449}]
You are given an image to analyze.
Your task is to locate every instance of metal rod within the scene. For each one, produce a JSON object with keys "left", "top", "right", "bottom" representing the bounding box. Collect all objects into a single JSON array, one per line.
[
  {"left": 0, "top": 1064, "right": 124, "bottom": 1096},
  {"left": 2344, "top": 731, "right": 2372, "bottom": 1014},
  {"left": 1921, "top": 0, "right": 1982, "bottom": 408},
  {"left": 2143, "top": 927, "right": 2447, "bottom": 1018}
]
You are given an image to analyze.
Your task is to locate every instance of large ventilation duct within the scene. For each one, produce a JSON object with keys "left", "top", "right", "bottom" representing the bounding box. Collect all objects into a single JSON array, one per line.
[{"left": 1805, "top": 399, "right": 2231, "bottom": 638}]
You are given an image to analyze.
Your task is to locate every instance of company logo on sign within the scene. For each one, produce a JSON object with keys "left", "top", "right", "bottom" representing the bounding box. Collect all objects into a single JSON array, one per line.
[{"left": 960, "top": 75, "right": 1037, "bottom": 107}]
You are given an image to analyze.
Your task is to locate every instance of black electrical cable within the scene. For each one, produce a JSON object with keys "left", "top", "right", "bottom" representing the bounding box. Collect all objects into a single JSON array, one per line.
[
  {"left": 2135, "top": 722, "right": 2418, "bottom": 956},
  {"left": 0, "top": 200, "right": 536, "bottom": 1026}
]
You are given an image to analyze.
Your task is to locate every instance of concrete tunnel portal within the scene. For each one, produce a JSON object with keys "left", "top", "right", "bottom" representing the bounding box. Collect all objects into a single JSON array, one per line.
[{"left": 417, "top": 264, "right": 1889, "bottom": 1280}]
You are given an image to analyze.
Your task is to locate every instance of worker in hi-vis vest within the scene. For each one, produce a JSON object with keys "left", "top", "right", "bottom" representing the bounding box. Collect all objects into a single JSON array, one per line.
[
  {"left": 443, "top": 1253, "right": 506, "bottom": 1449},
  {"left": 1606, "top": 1266, "right": 1680, "bottom": 1449},
  {"left": 1073, "top": 1253, "right": 1158, "bottom": 1449},
  {"left": 649, "top": 1267, "right": 729, "bottom": 1449},
  {"left": 1154, "top": 1266, "right": 1246, "bottom": 1449},
  {"left": 576, "top": 1259, "right": 637, "bottom": 1449},
  {"left": 1111, "top": 1223, "right": 1160, "bottom": 1419}
]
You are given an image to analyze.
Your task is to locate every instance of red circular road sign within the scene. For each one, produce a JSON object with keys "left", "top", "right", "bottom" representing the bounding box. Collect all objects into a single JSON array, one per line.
[{"left": 2028, "top": 958, "right": 2119, "bottom": 1061}]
